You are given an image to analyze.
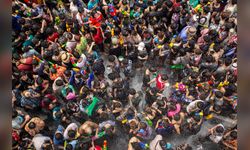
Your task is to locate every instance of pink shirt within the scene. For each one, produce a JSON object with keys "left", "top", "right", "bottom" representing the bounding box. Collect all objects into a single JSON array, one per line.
[{"left": 168, "top": 103, "right": 181, "bottom": 117}]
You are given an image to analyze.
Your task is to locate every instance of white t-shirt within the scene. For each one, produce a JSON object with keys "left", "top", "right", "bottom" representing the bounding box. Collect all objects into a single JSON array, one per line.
[
  {"left": 52, "top": 77, "right": 64, "bottom": 93},
  {"left": 76, "top": 54, "right": 87, "bottom": 68},
  {"left": 150, "top": 135, "right": 163, "bottom": 150},
  {"left": 209, "top": 124, "right": 225, "bottom": 143},
  {"left": 186, "top": 100, "right": 203, "bottom": 114},
  {"left": 32, "top": 134, "right": 51, "bottom": 150},
  {"left": 64, "top": 123, "right": 78, "bottom": 140}
]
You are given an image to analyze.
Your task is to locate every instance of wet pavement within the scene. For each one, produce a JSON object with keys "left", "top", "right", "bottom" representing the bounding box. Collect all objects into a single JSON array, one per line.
[{"left": 101, "top": 55, "right": 237, "bottom": 150}]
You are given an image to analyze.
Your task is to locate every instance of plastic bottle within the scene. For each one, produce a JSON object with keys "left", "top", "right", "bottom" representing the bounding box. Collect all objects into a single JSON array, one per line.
[
  {"left": 170, "top": 64, "right": 184, "bottom": 69},
  {"left": 103, "top": 140, "right": 107, "bottom": 150}
]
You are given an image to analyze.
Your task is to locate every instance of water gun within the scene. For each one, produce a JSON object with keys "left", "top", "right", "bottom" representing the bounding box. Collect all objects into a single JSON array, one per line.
[
  {"left": 55, "top": 16, "right": 60, "bottom": 25},
  {"left": 92, "top": 131, "right": 106, "bottom": 141},
  {"left": 194, "top": 4, "right": 203, "bottom": 13},
  {"left": 66, "top": 23, "right": 71, "bottom": 32},
  {"left": 33, "top": 55, "right": 43, "bottom": 63},
  {"left": 157, "top": 45, "right": 163, "bottom": 49},
  {"left": 175, "top": 83, "right": 186, "bottom": 91},
  {"left": 103, "top": 140, "right": 107, "bottom": 150},
  {"left": 70, "top": 57, "right": 77, "bottom": 67},
  {"left": 85, "top": 96, "right": 99, "bottom": 116},
  {"left": 170, "top": 64, "right": 184, "bottom": 69},
  {"left": 139, "top": 142, "right": 149, "bottom": 149},
  {"left": 119, "top": 36, "right": 124, "bottom": 45},
  {"left": 111, "top": 28, "right": 114, "bottom": 36},
  {"left": 146, "top": 119, "right": 153, "bottom": 127},
  {"left": 122, "top": 119, "right": 128, "bottom": 124},
  {"left": 205, "top": 114, "right": 213, "bottom": 120},
  {"left": 87, "top": 72, "right": 94, "bottom": 88},
  {"left": 196, "top": 80, "right": 213, "bottom": 87},
  {"left": 195, "top": 111, "right": 203, "bottom": 116},
  {"left": 217, "top": 81, "right": 229, "bottom": 89},
  {"left": 121, "top": 10, "right": 129, "bottom": 16}
]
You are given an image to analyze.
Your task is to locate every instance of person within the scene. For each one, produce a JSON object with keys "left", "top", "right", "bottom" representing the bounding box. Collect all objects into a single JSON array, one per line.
[
  {"left": 222, "top": 129, "right": 237, "bottom": 150},
  {"left": 11, "top": 0, "right": 237, "bottom": 149},
  {"left": 25, "top": 117, "right": 45, "bottom": 136},
  {"left": 32, "top": 134, "right": 53, "bottom": 150},
  {"left": 208, "top": 124, "right": 225, "bottom": 144},
  {"left": 63, "top": 123, "right": 79, "bottom": 140},
  {"left": 12, "top": 109, "right": 30, "bottom": 130}
]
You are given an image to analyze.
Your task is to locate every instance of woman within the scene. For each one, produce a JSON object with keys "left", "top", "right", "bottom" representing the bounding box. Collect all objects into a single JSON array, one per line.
[
  {"left": 155, "top": 116, "right": 174, "bottom": 136},
  {"left": 24, "top": 117, "right": 45, "bottom": 136}
]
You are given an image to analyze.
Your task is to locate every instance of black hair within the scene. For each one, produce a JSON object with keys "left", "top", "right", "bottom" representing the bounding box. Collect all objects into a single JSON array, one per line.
[
  {"left": 108, "top": 55, "right": 116, "bottom": 62},
  {"left": 185, "top": 145, "right": 193, "bottom": 150},
  {"left": 12, "top": 109, "right": 18, "bottom": 118},
  {"left": 68, "top": 130, "right": 76, "bottom": 138},
  {"left": 165, "top": 0, "right": 173, "bottom": 8},
  {"left": 32, "top": 59, "right": 38, "bottom": 66},
  {"left": 32, "top": 38, "right": 39, "bottom": 45},
  {"left": 224, "top": 57, "right": 232, "bottom": 66},
  {"left": 28, "top": 122, "right": 36, "bottom": 129},
  {"left": 55, "top": 111, "right": 62, "bottom": 119},
  {"left": 197, "top": 101, "right": 204, "bottom": 109},
  {"left": 193, "top": 114, "right": 201, "bottom": 122},
  {"left": 230, "top": 130, "right": 237, "bottom": 139},
  {"left": 43, "top": 97, "right": 51, "bottom": 105},
  {"left": 55, "top": 132, "right": 63, "bottom": 140},
  {"left": 161, "top": 75, "right": 168, "bottom": 81},
  {"left": 215, "top": 126, "right": 224, "bottom": 133},
  {"left": 151, "top": 87, "right": 158, "bottom": 94},
  {"left": 174, "top": 114, "right": 180, "bottom": 121},
  {"left": 42, "top": 142, "right": 53, "bottom": 150},
  {"left": 213, "top": 105, "right": 221, "bottom": 112},
  {"left": 131, "top": 142, "right": 143, "bottom": 150},
  {"left": 149, "top": 67, "right": 157, "bottom": 73},
  {"left": 50, "top": 68, "right": 57, "bottom": 73},
  {"left": 215, "top": 91, "right": 223, "bottom": 98},
  {"left": 203, "top": 6, "right": 210, "bottom": 13},
  {"left": 66, "top": 144, "right": 73, "bottom": 150},
  {"left": 90, "top": 27, "right": 97, "bottom": 35},
  {"left": 73, "top": 51, "right": 80, "bottom": 59},
  {"left": 45, "top": 27, "right": 54, "bottom": 35},
  {"left": 36, "top": 77, "right": 43, "bottom": 85},
  {"left": 159, "top": 140, "right": 167, "bottom": 148},
  {"left": 64, "top": 70, "right": 71, "bottom": 77},
  {"left": 232, "top": 0, "right": 237, "bottom": 5},
  {"left": 129, "top": 88, "right": 136, "bottom": 95},
  {"left": 203, "top": 35, "right": 211, "bottom": 43},
  {"left": 13, "top": 53, "right": 20, "bottom": 60}
]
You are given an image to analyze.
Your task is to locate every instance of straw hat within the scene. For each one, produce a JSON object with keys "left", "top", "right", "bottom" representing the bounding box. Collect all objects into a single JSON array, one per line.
[
  {"left": 61, "top": 52, "right": 70, "bottom": 63},
  {"left": 188, "top": 27, "right": 197, "bottom": 35}
]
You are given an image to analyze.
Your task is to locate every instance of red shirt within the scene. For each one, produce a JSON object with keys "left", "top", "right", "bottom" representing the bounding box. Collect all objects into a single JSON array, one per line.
[
  {"left": 93, "top": 28, "right": 103, "bottom": 44},
  {"left": 90, "top": 14, "right": 103, "bottom": 28},
  {"left": 156, "top": 74, "right": 165, "bottom": 90},
  {"left": 171, "top": 0, "right": 181, "bottom": 9},
  {"left": 17, "top": 57, "right": 33, "bottom": 71},
  {"left": 47, "top": 32, "right": 59, "bottom": 42}
]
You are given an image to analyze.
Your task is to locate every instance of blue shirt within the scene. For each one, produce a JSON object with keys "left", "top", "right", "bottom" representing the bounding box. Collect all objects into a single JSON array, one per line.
[
  {"left": 53, "top": 125, "right": 65, "bottom": 145},
  {"left": 87, "top": 0, "right": 99, "bottom": 10}
]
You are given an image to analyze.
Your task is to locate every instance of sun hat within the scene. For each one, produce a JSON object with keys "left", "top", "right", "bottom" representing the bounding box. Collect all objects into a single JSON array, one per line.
[
  {"left": 61, "top": 52, "right": 70, "bottom": 63},
  {"left": 188, "top": 27, "right": 197, "bottom": 35}
]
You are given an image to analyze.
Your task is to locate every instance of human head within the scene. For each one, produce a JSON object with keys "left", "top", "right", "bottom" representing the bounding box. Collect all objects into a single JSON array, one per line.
[
  {"left": 68, "top": 130, "right": 76, "bottom": 139},
  {"left": 28, "top": 121, "right": 36, "bottom": 129},
  {"left": 215, "top": 126, "right": 224, "bottom": 133}
]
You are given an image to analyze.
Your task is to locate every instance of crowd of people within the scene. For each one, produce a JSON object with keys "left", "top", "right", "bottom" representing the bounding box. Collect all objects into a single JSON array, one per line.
[{"left": 12, "top": 0, "right": 237, "bottom": 149}]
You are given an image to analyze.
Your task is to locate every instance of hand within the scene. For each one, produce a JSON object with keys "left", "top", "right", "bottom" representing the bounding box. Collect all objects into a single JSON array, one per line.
[{"left": 25, "top": 115, "right": 31, "bottom": 120}]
